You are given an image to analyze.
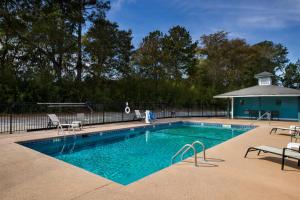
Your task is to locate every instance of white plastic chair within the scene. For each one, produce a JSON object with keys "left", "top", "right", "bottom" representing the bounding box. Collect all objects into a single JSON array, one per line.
[
  {"left": 47, "top": 114, "right": 80, "bottom": 134},
  {"left": 134, "top": 110, "right": 145, "bottom": 120}
]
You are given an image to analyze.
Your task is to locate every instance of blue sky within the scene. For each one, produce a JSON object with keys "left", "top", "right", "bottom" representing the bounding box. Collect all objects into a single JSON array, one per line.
[{"left": 107, "top": 0, "right": 300, "bottom": 62}]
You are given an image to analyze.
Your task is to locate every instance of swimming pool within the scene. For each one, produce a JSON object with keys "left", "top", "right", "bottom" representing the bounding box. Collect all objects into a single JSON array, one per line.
[{"left": 19, "top": 122, "right": 254, "bottom": 185}]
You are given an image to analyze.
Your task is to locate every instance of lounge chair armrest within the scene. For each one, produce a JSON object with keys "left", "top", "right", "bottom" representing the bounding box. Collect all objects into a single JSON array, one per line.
[
  {"left": 291, "top": 126, "right": 300, "bottom": 131},
  {"left": 283, "top": 147, "right": 300, "bottom": 153},
  {"left": 58, "top": 124, "right": 63, "bottom": 129}
]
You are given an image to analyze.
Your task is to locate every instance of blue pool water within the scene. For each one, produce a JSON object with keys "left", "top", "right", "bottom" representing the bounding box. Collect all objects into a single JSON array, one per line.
[{"left": 19, "top": 122, "right": 253, "bottom": 185}]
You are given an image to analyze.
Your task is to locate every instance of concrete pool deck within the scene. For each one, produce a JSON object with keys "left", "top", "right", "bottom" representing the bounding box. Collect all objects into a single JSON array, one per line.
[{"left": 0, "top": 118, "right": 299, "bottom": 200}]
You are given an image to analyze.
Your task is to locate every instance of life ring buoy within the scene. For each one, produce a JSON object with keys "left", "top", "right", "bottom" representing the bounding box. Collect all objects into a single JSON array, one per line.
[{"left": 125, "top": 106, "right": 130, "bottom": 114}]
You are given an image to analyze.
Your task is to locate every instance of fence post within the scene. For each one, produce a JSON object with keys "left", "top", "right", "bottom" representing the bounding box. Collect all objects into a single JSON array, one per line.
[
  {"left": 9, "top": 114, "right": 13, "bottom": 134},
  {"left": 122, "top": 105, "right": 124, "bottom": 122},
  {"left": 102, "top": 103, "right": 105, "bottom": 123},
  {"left": 215, "top": 105, "right": 217, "bottom": 116},
  {"left": 9, "top": 104, "right": 13, "bottom": 134}
]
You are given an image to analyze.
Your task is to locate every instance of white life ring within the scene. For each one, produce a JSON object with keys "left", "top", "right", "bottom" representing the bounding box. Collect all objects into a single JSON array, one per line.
[{"left": 125, "top": 106, "right": 130, "bottom": 114}]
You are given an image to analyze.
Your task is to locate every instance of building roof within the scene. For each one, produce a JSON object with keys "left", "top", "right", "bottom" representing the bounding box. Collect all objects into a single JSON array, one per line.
[
  {"left": 214, "top": 85, "right": 300, "bottom": 98},
  {"left": 254, "top": 71, "right": 274, "bottom": 78}
]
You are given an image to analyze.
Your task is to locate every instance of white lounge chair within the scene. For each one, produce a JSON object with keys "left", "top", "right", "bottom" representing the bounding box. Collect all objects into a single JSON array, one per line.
[
  {"left": 269, "top": 125, "right": 300, "bottom": 135},
  {"left": 245, "top": 145, "right": 300, "bottom": 170},
  {"left": 48, "top": 114, "right": 81, "bottom": 134},
  {"left": 134, "top": 110, "right": 145, "bottom": 120}
]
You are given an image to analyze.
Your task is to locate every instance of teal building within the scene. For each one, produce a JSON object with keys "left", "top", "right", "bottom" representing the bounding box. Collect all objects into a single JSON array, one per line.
[{"left": 214, "top": 72, "right": 300, "bottom": 121}]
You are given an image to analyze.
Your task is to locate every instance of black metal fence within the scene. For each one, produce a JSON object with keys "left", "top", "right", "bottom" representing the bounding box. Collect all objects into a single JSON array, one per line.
[{"left": 0, "top": 102, "right": 228, "bottom": 134}]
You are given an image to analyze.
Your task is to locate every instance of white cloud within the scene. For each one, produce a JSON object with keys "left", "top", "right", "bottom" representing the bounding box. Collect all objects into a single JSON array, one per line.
[
  {"left": 109, "top": 0, "right": 125, "bottom": 14},
  {"left": 238, "top": 16, "right": 285, "bottom": 29},
  {"left": 170, "top": 0, "right": 300, "bottom": 29},
  {"left": 108, "top": 0, "right": 136, "bottom": 17}
]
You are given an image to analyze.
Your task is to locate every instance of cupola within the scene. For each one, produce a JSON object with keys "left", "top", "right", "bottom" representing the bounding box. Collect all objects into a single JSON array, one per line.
[{"left": 254, "top": 71, "right": 274, "bottom": 86}]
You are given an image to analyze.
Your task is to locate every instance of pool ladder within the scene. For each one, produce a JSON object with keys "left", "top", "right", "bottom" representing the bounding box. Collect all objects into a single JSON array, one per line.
[{"left": 171, "top": 141, "right": 206, "bottom": 167}]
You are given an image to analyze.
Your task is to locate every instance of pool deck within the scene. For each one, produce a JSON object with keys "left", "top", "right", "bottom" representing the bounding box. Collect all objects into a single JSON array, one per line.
[{"left": 0, "top": 118, "right": 299, "bottom": 200}]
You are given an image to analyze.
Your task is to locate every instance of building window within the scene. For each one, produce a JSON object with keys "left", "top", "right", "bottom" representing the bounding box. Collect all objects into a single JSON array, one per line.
[
  {"left": 275, "top": 99, "right": 282, "bottom": 106},
  {"left": 240, "top": 99, "right": 245, "bottom": 106},
  {"left": 258, "top": 77, "right": 272, "bottom": 86}
]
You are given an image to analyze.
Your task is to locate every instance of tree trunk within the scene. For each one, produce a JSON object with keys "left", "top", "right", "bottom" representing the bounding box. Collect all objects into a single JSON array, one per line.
[
  {"left": 76, "top": 0, "right": 83, "bottom": 82},
  {"left": 53, "top": 58, "right": 62, "bottom": 80}
]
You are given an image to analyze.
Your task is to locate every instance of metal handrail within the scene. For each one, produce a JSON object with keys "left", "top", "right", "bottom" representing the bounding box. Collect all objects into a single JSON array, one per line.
[
  {"left": 250, "top": 111, "right": 271, "bottom": 126},
  {"left": 180, "top": 141, "right": 206, "bottom": 161},
  {"left": 171, "top": 144, "right": 197, "bottom": 166}
]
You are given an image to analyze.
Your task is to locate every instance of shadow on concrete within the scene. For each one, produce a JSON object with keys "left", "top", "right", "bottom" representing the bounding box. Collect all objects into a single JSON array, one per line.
[
  {"left": 259, "top": 156, "right": 300, "bottom": 171},
  {"left": 179, "top": 156, "right": 223, "bottom": 167},
  {"left": 199, "top": 157, "right": 225, "bottom": 162}
]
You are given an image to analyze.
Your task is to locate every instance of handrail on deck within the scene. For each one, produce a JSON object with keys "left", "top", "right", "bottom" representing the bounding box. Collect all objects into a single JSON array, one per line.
[
  {"left": 171, "top": 144, "right": 197, "bottom": 166},
  {"left": 250, "top": 111, "right": 271, "bottom": 126}
]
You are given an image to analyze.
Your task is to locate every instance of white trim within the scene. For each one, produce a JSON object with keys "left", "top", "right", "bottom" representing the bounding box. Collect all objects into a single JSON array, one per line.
[
  {"left": 231, "top": 98, "right": 234, "bottom": 119},
  {"left": 234, "top": 116, "right": 299, "bottom": 121},
  {"left": 214, "top": 94, "right": 300, "bottom": 98}
]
